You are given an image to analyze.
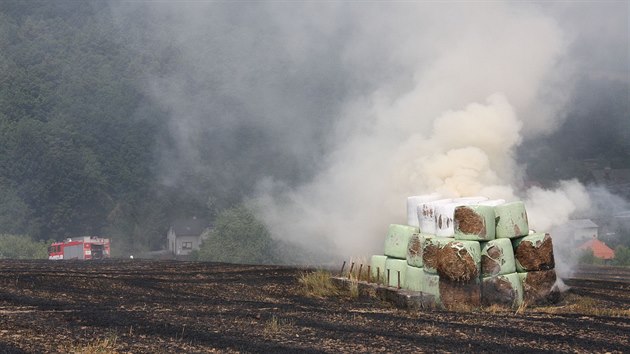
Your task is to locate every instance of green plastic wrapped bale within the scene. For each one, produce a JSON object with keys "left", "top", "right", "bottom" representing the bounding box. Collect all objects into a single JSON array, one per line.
[
  {"left": 422, "top": 237, "right": 454, "bottom": 274},
  {"left": 370, "top": 255, "right": 388, "bottom": 284},
  {"left": 440, "top": 278, "right": 481, "bottom": 309},
  {"left": 436, "top": 240, "right": 481, "bottom": 282},
  {"left": 404, "top": 265, "right": 424, "bottom": 292},
  {"left": 519, "top": 270, "right": 560, "bottom": 304},
  {"left": 407, "top": 233, "right": 433, "bottom": 267},
  {"left": 454, "top": 205, "right": 496, "bottom": 241},
  {"left": 384, "top": 224, "right": 419, "bottom": 259},
  {"left": 385, "top": 258, "right": 407, "bottom": 288},
  {"left": 512, "top": 233, "right": 555, "bottom": 272},
  {"left": 482, "top": 272, "right": 523, "bottom": 308},
  {"left": 495, "top": 201, "right": 529, "bottom": 239},
  {"left": 424, "top": 272, "right": 441, "bottom": 305},
  {"left": 481, "top": 238, "right": 516, "bottom": 277}
]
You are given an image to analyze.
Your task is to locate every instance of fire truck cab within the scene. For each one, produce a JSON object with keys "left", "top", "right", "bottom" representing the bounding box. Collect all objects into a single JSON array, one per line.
[{"left": 48, "top": 236, "right": 111, "bottom": 260}]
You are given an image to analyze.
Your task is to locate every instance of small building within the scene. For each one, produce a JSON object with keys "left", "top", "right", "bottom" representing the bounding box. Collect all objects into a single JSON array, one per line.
[
  {"left": 166, "top": 217, "right": 209, "bottom": 256},
  {"left": 578, "top": 236, "right": 615, "bottom": 261},
  {"left": 564, "top": 219, "right": 599, "bottom": 245}
]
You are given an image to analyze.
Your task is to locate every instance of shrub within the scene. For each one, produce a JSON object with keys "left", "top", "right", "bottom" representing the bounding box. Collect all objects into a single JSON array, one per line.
[
  {"left": 0, "top": 234, "right": 50, "bottom": 259},
  {"left": 613, "top": 246, "right": 630, "bottom": 266}
]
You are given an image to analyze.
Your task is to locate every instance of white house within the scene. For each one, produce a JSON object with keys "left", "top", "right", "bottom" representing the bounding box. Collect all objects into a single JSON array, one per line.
[
  {"left": 564, "top": 219, "right": 599, "bottom": 245},
  {"left": 166, "top": 217, "right": 209, "bottom": 256}
]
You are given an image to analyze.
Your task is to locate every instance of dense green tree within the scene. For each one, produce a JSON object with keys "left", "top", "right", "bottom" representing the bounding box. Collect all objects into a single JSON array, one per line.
[{"left": 196, "top": 206, "right": 275, "bottom": 264}]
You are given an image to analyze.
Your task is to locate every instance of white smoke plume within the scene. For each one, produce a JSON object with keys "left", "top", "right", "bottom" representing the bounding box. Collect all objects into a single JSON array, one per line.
[
  {"left": 109, "top": 2, "right": 627, "bottom": 264},
  {"left": 253, "top": 3, "right": 591, "bottom": 259}
]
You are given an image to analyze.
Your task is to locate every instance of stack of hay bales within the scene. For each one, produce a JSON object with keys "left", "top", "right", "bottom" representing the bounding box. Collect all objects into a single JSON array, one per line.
[{"left": 369, "top": 195, "right": 559, "bottom": 309}]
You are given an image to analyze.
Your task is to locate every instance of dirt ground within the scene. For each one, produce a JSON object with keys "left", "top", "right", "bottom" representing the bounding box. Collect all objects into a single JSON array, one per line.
[{"left": 0, "top": 260, "right": 628, "bottom": 353}]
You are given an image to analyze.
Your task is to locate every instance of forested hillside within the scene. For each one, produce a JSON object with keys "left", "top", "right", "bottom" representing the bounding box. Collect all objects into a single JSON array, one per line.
[{"left": 0, "top": 2, "right": 193, "bottom": 252}]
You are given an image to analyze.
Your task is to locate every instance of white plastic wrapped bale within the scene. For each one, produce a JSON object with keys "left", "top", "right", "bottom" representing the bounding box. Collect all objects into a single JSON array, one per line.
[
  {"left": 481, "top": 272, "right": 523, "bottom": 307},
  {"left": 407, "top": 194, "right": 441, "bottom": 227},
  {"left": 384, "top": 224, "right": 419, "bottom": 259},
  {"left": 454, "top": 205, "right": 496, "bottom": 241},
  {"left": 404, "top": 265, "right": 424, "bottom": 292},
  {"left": 370, "top": 255, "right": 387, "bottom": 284},
  {"left": 495, "top": 201, "right": 529, "bottom": 239},
  {"left": 440, "top": 278, "right": 481, "bottom": 309},
  {"left": 418, "top": 199, "right": 452, "bottom": 235},
  {"left": 422, "top": 237, "right": 453, "bottom": 274},
  {"left": 423, "top": 272, "right": 441, "bottom": 305},
  {"left": 435, "top": 197, "right": 487, "bottom": 237},
  {"left": 436, "top": 240, "right": 481, "bottom": 283},
  {"left": 385, "top": 258, "right": 407, "bottom": 288},
  {"left": 512, "top": 233, "right": 555, "bottom": 272},
  {"left": 480, "top": 238, "right": 516, "bottom": 277},
  {"left": 406, "top": 233, "right": 432, "bottom": 267},
  {"left": 519, "top": 269, "right": 560, "bottom": 304}
]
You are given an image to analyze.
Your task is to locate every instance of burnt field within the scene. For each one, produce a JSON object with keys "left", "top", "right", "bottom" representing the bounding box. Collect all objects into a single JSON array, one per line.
[{"left": 0, "top": 260, "right": 628, "bottom": 353}]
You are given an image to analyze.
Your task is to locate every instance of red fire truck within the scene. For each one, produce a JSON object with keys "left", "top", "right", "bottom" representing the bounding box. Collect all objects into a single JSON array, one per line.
[{"left": 48, "top": 236, "right": 111, "bottom": 260}]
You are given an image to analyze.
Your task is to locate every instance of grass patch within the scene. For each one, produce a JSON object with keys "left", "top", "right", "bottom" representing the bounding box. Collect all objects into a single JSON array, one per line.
[
  {"left": 533, "top": 294, "right": 630, "bottom": 317},
  {"left": 64, "top": 334, "right": 118, "bottom": 354},
  {"left": 263, "top": 315, "right": 294, "bottom": 334},
  {"left": 298, "top": 270, "right": 340, "bottom": 298}
]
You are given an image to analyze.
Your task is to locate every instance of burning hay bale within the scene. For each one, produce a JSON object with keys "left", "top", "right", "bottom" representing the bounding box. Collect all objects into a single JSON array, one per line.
[
  {"left": 369, "top": 195, "right": 560, "bottom": 310},
  {"left": 480, "top": 238, "right": 516, "bottom": 277},
  {"left": 385, "top": 258, "right": 407, "bottom": 288},
  {"left": 404, "top": 265, "right": 424, "bottom": 292},
  {"left": 435, "top": 198, "right": 488, "bottom": 237},
  {"left": 407, "top": 194, "right": 440, "bottom": 228},
  {"left": 519, "top": 269, "right": 560, "bottom": 304},
  {"left": 440, "top": 279, "right": 481, "bottom": 309},
  {"left": 481, "top": 273, "right": 523, "bottom": 307},
  {"left": 512, "top": 233, "right": 555, "bottom": 272},
  {"left": 436, "top": 240, "right": 481, "bottom": 282},
  {"left": 384, "top": 224, "right": 419, "bottom": 259},
  {"left": 454, "top": 205, "right": 496, "bottom": 241},
  {"left": 418, "top": 199, "right": 452, "bottom": 234},
  {"left": 494, "top": 201, "right": 529, "bottom": 239},
  {"left": 422, "top": 237, "right": 453, "bottom": 274},
  {"left": 370, "top": 255, "right": 387, "bottom": 284}
]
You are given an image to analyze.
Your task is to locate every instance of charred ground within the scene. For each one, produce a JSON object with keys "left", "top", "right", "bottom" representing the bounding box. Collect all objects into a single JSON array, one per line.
[{"left": 0, "top": 260, "right": 628, "bottom": 353}]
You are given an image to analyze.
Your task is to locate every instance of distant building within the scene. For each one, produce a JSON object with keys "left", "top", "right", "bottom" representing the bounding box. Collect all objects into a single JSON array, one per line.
[
  {"left": 167, "top": 217, "right": 210, "bottom": 256},
  {"left": 578, "top": 236, "right": 615, "bottom": 261},
  {"left": 555, "top": 219, "right": 599, "bottom": 245}
]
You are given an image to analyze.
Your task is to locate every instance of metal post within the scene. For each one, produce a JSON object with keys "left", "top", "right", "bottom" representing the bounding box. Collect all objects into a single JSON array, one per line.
[
  {"left": 340, "top": 261, "right": 346, "bottom": 275},
  {"left": 377, "top": 267, "right": 380, "bottom": 285},
  {"left": 358, "top": 264, "right": 363, "bottom": 281},
  {"left": 348, "top": 262, "right": 355, "bottom": 279},
  {"left": 387, "top": 269, "right": 390, "bottom": 287},
  {"left": 367, "top": 265, "right": 371, "bottom": 283},
  {"left": 397, "top": 271, "right": 401, "bottom": 289}
]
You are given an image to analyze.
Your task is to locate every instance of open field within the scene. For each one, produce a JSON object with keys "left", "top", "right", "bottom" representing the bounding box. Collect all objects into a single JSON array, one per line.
[{"left": 0, "top": 260, "right": 628, "bottom": 353}]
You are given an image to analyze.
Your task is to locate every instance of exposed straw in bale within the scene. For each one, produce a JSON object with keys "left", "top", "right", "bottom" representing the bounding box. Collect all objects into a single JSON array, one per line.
[
  {"left": 513, "top": 233, "right": 555, "bottom": 272},
  {"left": 437, "top": 241, "right": 480, "bottom": 282},
  {"left": 520, "top": 269, "right": 560, "bottom": 304}
]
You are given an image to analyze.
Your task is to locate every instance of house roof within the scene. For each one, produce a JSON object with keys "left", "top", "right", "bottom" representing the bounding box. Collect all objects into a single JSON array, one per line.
[
  {"left": 566, "top": 219, "right": 598, "bottom": 229},
  {"left": 171, "top": 217, "right": 209, "bottom": 236},
  {"left": 578, "top": 238, "right": 615, "bottom": 260}
]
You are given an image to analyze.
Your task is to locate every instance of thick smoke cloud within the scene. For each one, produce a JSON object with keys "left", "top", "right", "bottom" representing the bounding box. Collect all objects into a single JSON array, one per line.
[{"left": 110, "top": 2, "right": 628, "bottom": 262}]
